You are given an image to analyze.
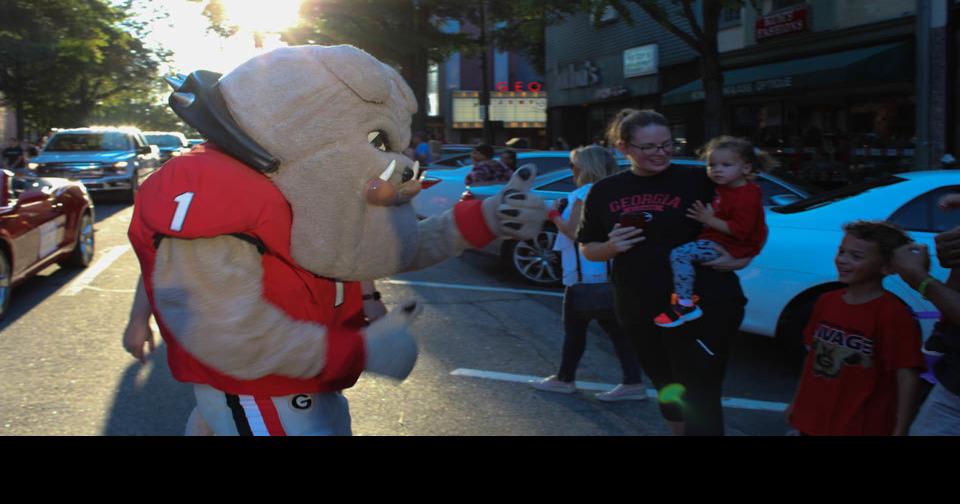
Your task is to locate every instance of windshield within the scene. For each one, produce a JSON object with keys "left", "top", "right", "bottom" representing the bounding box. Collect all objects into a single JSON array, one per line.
[
  {"left": 145, "top": 134, "right": 184, "bottom": 147},
  {"left": 44, "top": 132, "right": 131, "bottom": 152},
  {"left": 772, "top": 175, "right": 906, "bottom": 214}
]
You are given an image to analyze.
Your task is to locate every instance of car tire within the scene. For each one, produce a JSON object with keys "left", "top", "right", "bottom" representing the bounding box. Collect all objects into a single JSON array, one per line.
[
  {"left": 504, "top": 225, "right": 562, "bottom": 287},
  {"left": 124, "top": 173, "right": 139, "bottom": 204},
  {"left": 0, "top": 252, "right": 11, "bottom": 321},
  {"left": 775, "top": 284, "right": 843, "bottom": 367},
  {"left": 61, "top": 213, "right": 95, "bottom": 268}
]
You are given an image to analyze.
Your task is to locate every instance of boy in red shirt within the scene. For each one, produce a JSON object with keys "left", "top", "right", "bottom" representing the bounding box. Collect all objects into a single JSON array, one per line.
[
  {"left": 654, "top": 136, "right": 771, "bottom": 327},
  {"left": 787, "top": 221, "right": 925, "bottom": 436}
]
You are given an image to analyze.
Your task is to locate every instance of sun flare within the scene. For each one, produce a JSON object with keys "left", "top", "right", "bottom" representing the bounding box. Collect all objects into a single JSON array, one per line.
[{"left": 220, "top": 0, "right": 304, "bottom": 33}]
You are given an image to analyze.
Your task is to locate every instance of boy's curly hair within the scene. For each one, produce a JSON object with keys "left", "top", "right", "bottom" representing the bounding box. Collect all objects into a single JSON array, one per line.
[{"left": 842, "top": 220, "right": 913, "bottom": 262}]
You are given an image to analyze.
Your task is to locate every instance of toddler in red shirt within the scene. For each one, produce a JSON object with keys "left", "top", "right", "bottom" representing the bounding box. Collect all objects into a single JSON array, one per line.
[
  {"left": 654, "top": 136, "right": 771, "bottom": 328},
  {"left": 787, "top": 221, "right": 925, "bottom": 436}
]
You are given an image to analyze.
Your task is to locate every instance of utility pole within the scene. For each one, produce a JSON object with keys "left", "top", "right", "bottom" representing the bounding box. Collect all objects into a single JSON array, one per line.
[
  {"left": 479, "top": 0, "right": 494, "bottom": 145},
  {"left": 916, "top": 0, "right": 948, "bottom": 169}
]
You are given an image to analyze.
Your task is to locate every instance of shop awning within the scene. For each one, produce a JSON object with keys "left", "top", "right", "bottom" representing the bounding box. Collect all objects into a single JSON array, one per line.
[{"left": 661, "top": 42, "right": 913, "bottom": 106}]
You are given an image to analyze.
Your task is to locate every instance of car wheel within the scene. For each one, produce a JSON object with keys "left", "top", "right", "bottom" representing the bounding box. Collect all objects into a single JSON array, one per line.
[
  {"left": 0, "top": 253, "right": 10, "bottom": 321},
  {"left": 125, "top": 174, "right": 139, "bottom": 204},
  {"left": 61, "top": 213, "right": 95, "bottom": 268},
  {"left": 776, "top": 284, "right": 843, "bottom": 367},
  {"left": 507, "top": 226, "right": 562, "bottom": 286}
]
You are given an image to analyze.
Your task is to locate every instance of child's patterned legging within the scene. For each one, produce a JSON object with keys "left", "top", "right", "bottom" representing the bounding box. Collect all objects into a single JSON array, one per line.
[{"left": 670, "top": 240, "right": 722, "bottom": 301}]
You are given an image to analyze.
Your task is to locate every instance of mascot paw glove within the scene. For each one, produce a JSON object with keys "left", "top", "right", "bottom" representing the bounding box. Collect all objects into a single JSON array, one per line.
[
  {"left": 363, "top": 300, "right": 422, "bottom": 380},
  {"left": 481, "top": 164, "right": 548, "bottom": 241}
]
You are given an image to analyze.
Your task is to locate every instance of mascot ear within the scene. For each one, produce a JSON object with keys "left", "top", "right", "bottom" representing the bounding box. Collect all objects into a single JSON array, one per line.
[
  {"left": 318, "top": 46, "right": 393, "bottom": 104},
  {"left": 316, "top": 45, "right": 417, "bottom": 114}
]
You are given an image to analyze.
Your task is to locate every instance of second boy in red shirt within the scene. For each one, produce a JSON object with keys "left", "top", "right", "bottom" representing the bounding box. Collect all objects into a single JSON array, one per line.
[{"left": 787, "top": 221, "right": 925, "bottom": 436}]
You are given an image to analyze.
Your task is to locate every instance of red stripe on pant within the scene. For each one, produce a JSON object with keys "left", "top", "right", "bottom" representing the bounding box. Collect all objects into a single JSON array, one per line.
[{"left": 254, "top": 396, "right": 287, "bottom": 436}]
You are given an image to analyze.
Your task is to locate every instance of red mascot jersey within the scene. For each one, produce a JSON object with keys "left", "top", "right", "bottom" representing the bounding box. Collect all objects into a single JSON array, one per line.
[{"left": 128, "top": 145, "right": 369, "bottom": 396}]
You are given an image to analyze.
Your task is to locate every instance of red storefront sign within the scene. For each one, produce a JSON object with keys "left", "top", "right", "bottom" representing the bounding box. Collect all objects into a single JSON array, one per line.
[
  {"left": 496, "top": 81, "right": 543, "bottom": 92},
  {"left": 756, "top": 5, "right": 810, "bottom": 41}
]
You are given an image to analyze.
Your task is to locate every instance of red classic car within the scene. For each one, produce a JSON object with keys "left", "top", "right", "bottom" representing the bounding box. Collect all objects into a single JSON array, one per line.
[{"left": 0, "top": 170, "right": 95, "bottom": 319}]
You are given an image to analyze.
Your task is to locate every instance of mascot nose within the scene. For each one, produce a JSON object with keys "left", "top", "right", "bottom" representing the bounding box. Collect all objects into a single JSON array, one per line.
[
  {"left": 366, "top": 177, "right": 398, "bottom": 206},
  {"left": 367, "top": 159, "right": 400, "bottom": 206}
]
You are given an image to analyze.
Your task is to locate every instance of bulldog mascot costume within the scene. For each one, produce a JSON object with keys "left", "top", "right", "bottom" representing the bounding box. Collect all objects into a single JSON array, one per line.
[{"left": 128, "top": 45, "right": 546, "bottom": 436}]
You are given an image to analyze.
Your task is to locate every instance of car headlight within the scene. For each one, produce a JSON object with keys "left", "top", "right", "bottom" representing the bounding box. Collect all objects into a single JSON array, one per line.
[
  {"left": 113, "top": 161, "right": 129, "bottom": 168},
  {"left": 28, "top": 162, "right": 39, "bottom": 169},
  {"left": 170, "top": 150, "right": 182, "bottom": 157}
]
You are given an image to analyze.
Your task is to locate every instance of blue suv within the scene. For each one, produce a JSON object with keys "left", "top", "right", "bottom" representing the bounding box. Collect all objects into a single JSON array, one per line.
[{"left": 27, "top": 127, "right": 160, "bottom": 203}]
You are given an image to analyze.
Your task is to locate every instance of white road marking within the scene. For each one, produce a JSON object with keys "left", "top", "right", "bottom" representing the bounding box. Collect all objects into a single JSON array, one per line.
[
  {"left": 78, "top": 286, "right": 136, "bottom": 293},
  {"left": 60, "top": 245, "right": 131, "bottom": 296},
  {"left": 451, "top": 368, "right": 789, "bottom": 413},
  {"left": 381, "top": 279, "right": 563, "bottom": 298}
]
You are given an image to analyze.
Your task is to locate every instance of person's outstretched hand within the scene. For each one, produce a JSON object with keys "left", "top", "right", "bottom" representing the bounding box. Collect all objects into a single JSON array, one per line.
[
  {"left": 936, "top": 226, "right": 960, "bottom": 269},
  {"left": 891, "top": 242, "right": 931, "bottom": 287}
]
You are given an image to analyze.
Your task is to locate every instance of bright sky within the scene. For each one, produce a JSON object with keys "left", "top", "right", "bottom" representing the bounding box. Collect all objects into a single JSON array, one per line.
[{"left": 140, "top": 0, "right": 304, "bottom": 75}]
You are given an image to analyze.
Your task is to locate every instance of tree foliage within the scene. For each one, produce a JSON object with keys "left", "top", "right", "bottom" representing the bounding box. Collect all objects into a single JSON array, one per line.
[
  {"left": 433, "top": 0, "right": 582, "bottom": 73},
  {"left": 0, "top": 0, "right": 170, "bottom": 138}
]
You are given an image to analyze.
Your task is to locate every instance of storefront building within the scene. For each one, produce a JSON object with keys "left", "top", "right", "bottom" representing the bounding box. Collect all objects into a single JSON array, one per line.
[
  {"left": 545, "top": 0, "right": 957, "bottom": 188},
  {"left": 431, "top": 20, "right": 548, "bottom": 148},
  {"left": 545, "top": 4, "right": 700, "bottom": 154}
]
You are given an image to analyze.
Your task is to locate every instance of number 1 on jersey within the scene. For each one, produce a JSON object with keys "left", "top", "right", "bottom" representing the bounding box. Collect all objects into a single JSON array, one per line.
[{"left": 170, "top": 192, "right": 195, "bottom": 232}]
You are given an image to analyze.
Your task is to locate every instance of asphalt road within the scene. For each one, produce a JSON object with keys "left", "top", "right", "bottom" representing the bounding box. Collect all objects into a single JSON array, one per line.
[{"left": 0, "top": 199, "right": 802, "bottom": 436}]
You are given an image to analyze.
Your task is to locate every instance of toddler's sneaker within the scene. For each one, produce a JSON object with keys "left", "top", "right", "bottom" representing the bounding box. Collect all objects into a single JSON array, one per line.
[
  {"left": 596, "top": 383, "right": 649, "bottom": 402},
  {"left": 653, "top": 301, "right": 703, "bottom": 328},
  {"left": 530, "top": 375, "right": 576, "bottom": 394}
]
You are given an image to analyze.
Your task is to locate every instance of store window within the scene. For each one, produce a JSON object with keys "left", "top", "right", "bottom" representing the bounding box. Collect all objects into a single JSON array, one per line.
[{"left": 730, "top": 95, "right": 916, "bottom": 191}]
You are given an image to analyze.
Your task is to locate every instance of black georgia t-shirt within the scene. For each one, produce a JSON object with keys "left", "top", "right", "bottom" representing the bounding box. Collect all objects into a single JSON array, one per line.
[{"left": 577, "top": 165, "right": 746, "bottom": 324}]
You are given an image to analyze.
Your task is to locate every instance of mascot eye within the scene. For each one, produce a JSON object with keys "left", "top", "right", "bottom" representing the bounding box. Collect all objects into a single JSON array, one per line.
[{"left": 368, "top": 131, "right": 389, "bottom": 152}]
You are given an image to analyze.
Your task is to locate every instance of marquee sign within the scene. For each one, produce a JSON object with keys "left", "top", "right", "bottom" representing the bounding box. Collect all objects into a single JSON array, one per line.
[{"left": 451, "top": 90, "right": 547, "bottom": 129}]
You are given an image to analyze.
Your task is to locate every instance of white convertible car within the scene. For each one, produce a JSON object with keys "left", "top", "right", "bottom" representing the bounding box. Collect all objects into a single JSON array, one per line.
[{"left": 744, "top": 171, "right": 960, "bottom": 349}]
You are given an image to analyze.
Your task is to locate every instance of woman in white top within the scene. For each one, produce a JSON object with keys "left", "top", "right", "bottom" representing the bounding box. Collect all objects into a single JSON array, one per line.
[{"left": 531, "top": 146, "right": 648, "bottom": 401}]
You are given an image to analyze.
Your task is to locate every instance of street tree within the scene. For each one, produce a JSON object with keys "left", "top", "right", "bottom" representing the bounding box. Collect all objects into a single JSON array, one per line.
[
  {"left": 0, "top": 0, "right": 167, "bottom": 137},
  {"left": 89, "top": 81, "right": 191, "bottom": 134},
  {"left": 281, "top": 0, "right": 471, "bottom": 133},
  {"left": 587, "top": 0, "right": 762, "bottom": 139},
  {"left": 193, "top": 1, "right": 574, "bottom": 136}
]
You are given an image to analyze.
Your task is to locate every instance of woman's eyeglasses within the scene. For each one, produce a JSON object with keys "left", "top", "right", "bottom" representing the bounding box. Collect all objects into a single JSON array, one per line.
[{"left": 628, "top": 141, "right": 675, "bottom": 155}]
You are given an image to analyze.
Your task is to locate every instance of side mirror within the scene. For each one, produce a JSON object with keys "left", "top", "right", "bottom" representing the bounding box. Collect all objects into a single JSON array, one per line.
[
  {"left": 137, "top": 145, "right": 152, "bottom": 155},
  {"left": 770, "top": 194, "right": 802, "bottom": 206}
]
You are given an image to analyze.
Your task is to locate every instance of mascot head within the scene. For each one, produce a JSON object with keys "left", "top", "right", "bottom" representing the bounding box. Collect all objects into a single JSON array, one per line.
[{"left": 166, "top": 45, "right": 425, "bottom": 280}]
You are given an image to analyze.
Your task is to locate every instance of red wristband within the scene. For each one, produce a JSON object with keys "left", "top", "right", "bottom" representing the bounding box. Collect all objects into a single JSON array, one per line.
[
  {"left": 548, "top": 210, "right": 561, "bottom": 220},
  {"left": 453, "top": 200, "right": 496, "bottom": 248}
]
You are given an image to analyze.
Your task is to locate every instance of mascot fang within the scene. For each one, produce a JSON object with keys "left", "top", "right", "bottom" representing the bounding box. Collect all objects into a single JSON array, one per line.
[{"left": 128, "top": 45, "right": 546, "bottom": 436}]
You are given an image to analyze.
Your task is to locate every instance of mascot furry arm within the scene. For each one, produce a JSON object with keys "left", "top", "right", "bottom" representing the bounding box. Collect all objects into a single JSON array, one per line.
[{"left": 128, "top": 45, "right": 546, "bottom": 394}]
